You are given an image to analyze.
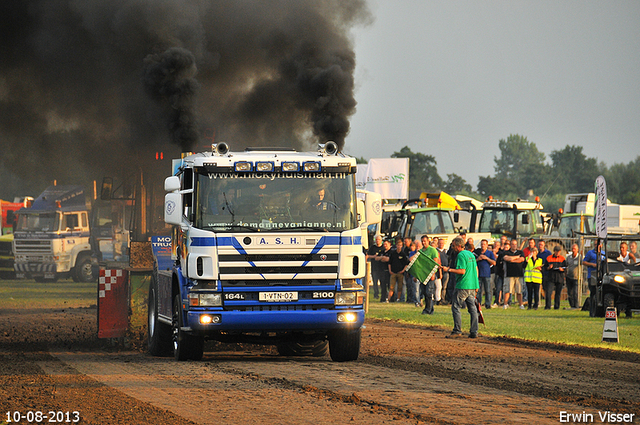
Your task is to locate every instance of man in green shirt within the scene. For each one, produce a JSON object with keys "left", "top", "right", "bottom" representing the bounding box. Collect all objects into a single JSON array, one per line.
[{"left": 441, "top": 237, "right": 480, "bottom": 338}]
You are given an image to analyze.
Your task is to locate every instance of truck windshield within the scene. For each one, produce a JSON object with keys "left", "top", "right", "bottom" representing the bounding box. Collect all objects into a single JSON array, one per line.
[
  {"left": 479, "top": 208, "right": 542, "bottom": 237},
  {"left": 194, "top": 172, "right": 357, "bottom": 232},
  {"left": 16, "top": 212, "right": 59, "bottom": 232},
  {"left": 479, "top": 209, "right": 515, "bottom": 236},
  {"left": 408, "top": 210, "right": 454, "bottom": 240},
  {"left": 555, "top": 216, "right": 578, "bottom": 237}
]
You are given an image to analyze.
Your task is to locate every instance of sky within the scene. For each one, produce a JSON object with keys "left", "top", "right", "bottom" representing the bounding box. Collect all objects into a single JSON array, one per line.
[{"left": 345, "top": 0, "right": 640, "bottom": 188}]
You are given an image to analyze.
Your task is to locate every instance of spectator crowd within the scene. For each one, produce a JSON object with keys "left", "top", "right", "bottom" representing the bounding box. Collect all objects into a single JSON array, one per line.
[{"left": 366, "top": 234, "right": 594, "bottom": 337}]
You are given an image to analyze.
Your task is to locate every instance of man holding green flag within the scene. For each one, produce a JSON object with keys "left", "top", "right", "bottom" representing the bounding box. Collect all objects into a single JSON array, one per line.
[
  {"left": 441, "top": 237, "right": 480, "bottom": 338},
  {"left": 407, "top": 235, "right": 440, "bottom": 314}
]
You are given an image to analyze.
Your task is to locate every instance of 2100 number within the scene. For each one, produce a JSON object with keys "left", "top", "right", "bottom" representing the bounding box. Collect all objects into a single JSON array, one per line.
[{"left": 312, "top": 292, "right": 334, "bottom": 299}]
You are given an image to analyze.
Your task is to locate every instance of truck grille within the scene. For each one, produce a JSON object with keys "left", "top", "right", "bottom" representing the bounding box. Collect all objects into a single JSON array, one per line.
[
  {"left": 218, "top": 252, "right": 339, "bottom": 283},
  {"left": 13, "top": 239, "right": 52, "bottom": 254}
]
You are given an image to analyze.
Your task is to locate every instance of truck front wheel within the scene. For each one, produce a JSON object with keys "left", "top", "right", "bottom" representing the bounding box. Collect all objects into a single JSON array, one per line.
[
  {"left": 172, "top": 295, "right": 204, "bottom": 361},
  {"left": 148, "top": 280, "right": 172, "bottom": 357},
  {"left": 74, "top": 256, "right": 94, "bottom": 282},
  {"left": 328, "top": 328, "right": 361, "bottom": 362}
]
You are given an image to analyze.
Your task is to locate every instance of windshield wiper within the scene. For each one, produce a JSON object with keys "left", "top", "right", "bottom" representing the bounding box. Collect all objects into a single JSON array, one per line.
[
  {"left": 270, "top": 225, "right": 329, "bottom": 232},
  {"left": 225, "top": 224, "right": 261, "bottom": 232},
  {"left": 202, "top": 224, "right": 261, "bottom": 232}
]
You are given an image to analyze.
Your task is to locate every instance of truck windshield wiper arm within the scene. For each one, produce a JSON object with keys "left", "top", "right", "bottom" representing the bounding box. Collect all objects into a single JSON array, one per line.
[
  {"left": 270, "top": 225, "right": 329, "bottom": 232},
  {"left": 202, "top": 224, "right": 261, "bottom": 232}
]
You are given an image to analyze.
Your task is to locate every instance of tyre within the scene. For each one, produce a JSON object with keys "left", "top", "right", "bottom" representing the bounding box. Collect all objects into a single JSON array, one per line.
[
  {"left": 74, "top": 255, "right": 94, "bottom": 282},
  {"left": 172, "top": 294, "right": 204, "bottom": 361},
  {"left": 147, "top": 279, "right": 172, "bottom": 357},
  {"left": 603, "top": 292, "right": 616, "bottom": 309},
  {"left": 328, "top": 328, "right": 361, "bottom": 362},
  {"left": 277, "top": 339, "right": 329, "bottom": 357}
]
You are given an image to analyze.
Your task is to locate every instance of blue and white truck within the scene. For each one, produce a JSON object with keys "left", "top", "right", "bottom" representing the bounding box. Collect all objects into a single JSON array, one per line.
[{"left": 148, "top": 142, "right": 381, "bottom": 361}]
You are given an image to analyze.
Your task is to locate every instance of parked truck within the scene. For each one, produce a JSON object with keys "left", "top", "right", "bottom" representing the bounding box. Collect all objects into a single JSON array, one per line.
[
  {"left": 148, "top": 142, "right": 381, "bottom": 361},
  {"left": 546, "top": 193, "right": 640, "bottom": 238},
  {"left": 478, "top": 197, "right": 545, "bottom": 240},
  {"left": 13, "top": 186, "right": 95, "bottom": 282},
  {"left": 388, "top": 192, "right": 491, "bottom": 246}
]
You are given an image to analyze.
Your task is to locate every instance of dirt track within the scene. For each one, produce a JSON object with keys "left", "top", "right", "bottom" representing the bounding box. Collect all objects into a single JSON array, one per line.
[{"left": 1, "top": 306, "right": 639, "bottom": 424}]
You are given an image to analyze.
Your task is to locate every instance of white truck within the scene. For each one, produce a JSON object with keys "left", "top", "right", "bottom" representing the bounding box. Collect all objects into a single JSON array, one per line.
[
  {"left": 547, "top": 193, "right": 640, "bottom": 237},
  {"left": 148, "top": 142, "right": 381, "bottom": 361},
  {"left": 13, "top": 186, "right": 95, "bottom": 282}
]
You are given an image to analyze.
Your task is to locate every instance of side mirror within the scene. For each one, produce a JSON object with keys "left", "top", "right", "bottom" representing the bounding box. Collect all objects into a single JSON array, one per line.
[
  {"left": 164, "top": 192, "right": 183, "bottom": 225},
  {"left": 364, "top": 191, "right": 382, "bottom": 225},
  {"left": 453, "top": 211, "right": 459, "bottom": 223},
  {"left": 522, "top": 214, "right": 530, "bottom": 225},
  {"left": 165, "top": 176, "right": 181, "bottom": 192}
]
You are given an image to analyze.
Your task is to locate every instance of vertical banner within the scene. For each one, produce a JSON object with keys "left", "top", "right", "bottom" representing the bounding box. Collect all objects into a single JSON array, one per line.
[
  {"left": 356, "top": 158, "right": 409, "bottom": 200},
  {"left": 595, "top": 175, "right": 608, "bottom": 238}
]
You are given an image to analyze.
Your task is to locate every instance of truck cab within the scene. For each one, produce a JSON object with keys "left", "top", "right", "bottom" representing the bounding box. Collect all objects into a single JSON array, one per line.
[
  {"left": 13, "top": 186, "right": 94, "bottom": 282},
  {"left": 478, "top": 198, "right": 545, "bottom": 240},
  {"left": 392, "top": 192, "right": 491, "bottom": 246}
]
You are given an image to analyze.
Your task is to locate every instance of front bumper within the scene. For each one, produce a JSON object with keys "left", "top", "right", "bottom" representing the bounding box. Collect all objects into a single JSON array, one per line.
[{"left": 185, "top": 308, "right": 365, "bottom": 333}]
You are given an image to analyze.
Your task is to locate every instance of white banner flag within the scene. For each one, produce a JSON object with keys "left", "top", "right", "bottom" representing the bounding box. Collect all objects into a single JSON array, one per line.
[
  {"left": 595, "top": 175, "right": 608, "bottom": 238},
  {"left": 356, "top": 158, "right": 409, "bottom": 200}
]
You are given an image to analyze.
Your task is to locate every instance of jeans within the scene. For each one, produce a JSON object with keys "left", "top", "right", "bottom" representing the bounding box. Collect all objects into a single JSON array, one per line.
[
  {"left": 521, "top": 280, "right": 528, "bottom": 303},
  {"left": 445, "top": 272, "right": 457, "bottom": 303},
  {"left": 371, "top": 269, "right": 383, "bottom": 299},
  {"left": 379, "top": 272, "right": 390, "bottom": 302},
  {"left": 405, "top": 272, "right": 418, "bottom": 303},
  {"left": 566, "top": 277, "right": 578, "bottom": 308},
  {"left": 544, "top": 280, "right": 563, "bottom": 309},
  {"left": 440, "top": 273, "right": 449, "bottom": 302},
  {"left": 477, "top": 276, "right": 492, "bottom": 308},
  {"left": 494, "top": 275, "right": 503, "bottom": 305},
  {"left": 526, "top": 282, "right": 540, "bottom": 309},
  {"left": 452, "top": 289, "right": 478, "bottom": 335},
  {"left": 422, "top": 281, "right": 436, "bottom": 313}
]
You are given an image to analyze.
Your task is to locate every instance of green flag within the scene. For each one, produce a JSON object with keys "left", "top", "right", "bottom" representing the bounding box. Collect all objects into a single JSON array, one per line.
[{"left": 407, "top": 251, "right": 439, "bottom": 285}]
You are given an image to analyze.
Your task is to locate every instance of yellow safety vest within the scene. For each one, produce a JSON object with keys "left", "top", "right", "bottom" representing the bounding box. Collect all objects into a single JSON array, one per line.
[{"left": 524, "top": 257, "right": 543, "bottom": 284}]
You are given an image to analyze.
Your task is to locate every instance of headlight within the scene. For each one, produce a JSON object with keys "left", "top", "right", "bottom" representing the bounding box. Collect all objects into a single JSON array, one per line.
[
  {"left": 281, "top": 162, "right": 299, "bottom": 172},
  {"left": 255, "top": 162, "right": 274, "bottom": 172},
  {"left": 337, "top": 312, "right": 358, "bottom": 323},
  {"left": 613, "top": 275, "right": 626, "bottom": 284},
  {"left": 302, "top": 161, "right": 321, "bottom": 172},
  {"left": 234, "top": 161, "right": 252, "bottom": 172},
  {"left": 335, "top": 292, "right": 364, "bottom": 306},
  {"left": 188, "top": 293, "right": 222, "bottom": 307}
]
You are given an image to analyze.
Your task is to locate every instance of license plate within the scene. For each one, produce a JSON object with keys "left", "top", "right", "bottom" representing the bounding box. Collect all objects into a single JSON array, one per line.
[{"left": 259, "top": 291, "right": 298, "bottom": 302}]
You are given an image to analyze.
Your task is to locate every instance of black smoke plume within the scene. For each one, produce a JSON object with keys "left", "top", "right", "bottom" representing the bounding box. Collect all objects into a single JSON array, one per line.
[{"left": 0, "top": 0, "right": 369, "bottom": 195}]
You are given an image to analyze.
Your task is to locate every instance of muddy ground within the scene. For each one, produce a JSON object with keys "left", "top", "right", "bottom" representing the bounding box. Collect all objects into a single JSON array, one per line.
[{"left": 1, "top": 305, "right": 639, "bottom": 424}]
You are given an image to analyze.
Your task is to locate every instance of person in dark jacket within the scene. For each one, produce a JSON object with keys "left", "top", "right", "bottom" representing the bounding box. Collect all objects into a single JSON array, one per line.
[{"left": 545, "top": 245, "right": 566, "bottom": 310}]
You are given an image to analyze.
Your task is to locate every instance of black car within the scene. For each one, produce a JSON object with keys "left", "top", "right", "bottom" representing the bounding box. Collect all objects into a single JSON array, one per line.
[{"left": 592, "top": 236, "right": 640, "bottom": 317}]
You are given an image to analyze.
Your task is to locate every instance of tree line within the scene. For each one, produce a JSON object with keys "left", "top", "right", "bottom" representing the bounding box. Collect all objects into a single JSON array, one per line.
[{"left": 358, "top": 134, "right": 640, "bottom": 212}]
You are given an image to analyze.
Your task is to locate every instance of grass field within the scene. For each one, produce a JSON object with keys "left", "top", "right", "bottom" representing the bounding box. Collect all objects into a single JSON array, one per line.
[
  {"left": 0, "top": 278, "right": 96, "bottom": 309},
  {"left": 366, "top": 299, "right": 640, "bottom": 353}
]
